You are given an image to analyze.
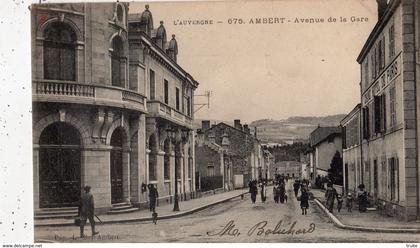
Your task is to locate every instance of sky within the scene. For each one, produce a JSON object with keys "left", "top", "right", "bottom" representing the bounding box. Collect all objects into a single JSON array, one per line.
[{"left": 131, "top": 0, "right": 378, "bottom": 123}]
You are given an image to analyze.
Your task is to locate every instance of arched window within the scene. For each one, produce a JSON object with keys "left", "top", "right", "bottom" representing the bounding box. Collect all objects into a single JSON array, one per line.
[
  {"left": 43, "top": 22, "right": 76, "bottom": 81},
  {"left": 111, "top": 36, "right": 124, "bottom": 87}
]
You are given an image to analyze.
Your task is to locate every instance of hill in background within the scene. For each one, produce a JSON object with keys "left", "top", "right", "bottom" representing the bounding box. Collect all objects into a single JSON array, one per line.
[{"left": 194, "top": 114, "right": 346, "bottom": 144}]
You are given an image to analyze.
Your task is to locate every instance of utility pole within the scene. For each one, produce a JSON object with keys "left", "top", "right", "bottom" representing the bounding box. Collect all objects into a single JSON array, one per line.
[{"left": 194, "top": 90, "right": 211, "bottom": 113}]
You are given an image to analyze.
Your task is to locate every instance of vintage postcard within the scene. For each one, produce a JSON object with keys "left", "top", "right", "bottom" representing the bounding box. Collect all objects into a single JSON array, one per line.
[{"left": 1, "top": 0, "right": 420, "bottom": 245}]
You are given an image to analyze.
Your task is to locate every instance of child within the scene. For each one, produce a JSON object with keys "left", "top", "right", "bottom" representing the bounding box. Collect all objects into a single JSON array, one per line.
[
  {"left": 337, "top": 194, "right": 343, "bottom": 213},
  {"left": 152, "top": 211, "right": 158, "bottom": 224},
  {"left": 300, "top": 188, "right": 309, "bottom": 215},
  {"left": 346, "top": 192, "right": 353, "bottom": 212}
]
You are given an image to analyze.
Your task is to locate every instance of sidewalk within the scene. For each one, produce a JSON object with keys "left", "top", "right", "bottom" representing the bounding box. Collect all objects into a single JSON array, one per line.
[
  {"left": 35, "top": 189, "right": 248, "bottom": 227},
  {"left": 311, "top": 188, "right": 420, "bottom": 233}
]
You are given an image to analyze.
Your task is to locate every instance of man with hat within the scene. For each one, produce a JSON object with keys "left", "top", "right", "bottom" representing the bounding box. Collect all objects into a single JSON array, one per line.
[{"left": 78, "top": 185, "right": 99, "bottom": 237}]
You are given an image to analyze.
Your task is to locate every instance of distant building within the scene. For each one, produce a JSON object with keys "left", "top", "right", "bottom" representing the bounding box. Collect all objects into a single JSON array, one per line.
[
  {"left": 271, "top": 161, "right": 301, "bottom": 179},
  {"left": 309, "top": 126, "right": 342, "bottom": 183},
  {"left": 195, "top": 129, "right": 234, "bottom": 191},
  {"left": 196, "top": 120, "right": 262, "bottom": 189},
  {"left": 354, "top": 0, "right": 420, "bottom": 221}
]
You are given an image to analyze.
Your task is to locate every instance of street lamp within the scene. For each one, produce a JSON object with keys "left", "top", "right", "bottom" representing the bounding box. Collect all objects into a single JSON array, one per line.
[{"left": 169, "top": 128, "right": 180, "bottom": 211}]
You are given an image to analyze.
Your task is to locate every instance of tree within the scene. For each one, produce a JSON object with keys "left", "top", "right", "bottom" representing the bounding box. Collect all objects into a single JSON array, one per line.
[{"left": 328, "top": 151, "right": 343, "bottom": 185}]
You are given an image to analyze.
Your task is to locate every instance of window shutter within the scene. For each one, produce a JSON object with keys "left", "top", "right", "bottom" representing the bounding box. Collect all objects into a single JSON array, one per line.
[{"left": 374, "top": 96, "right": 381, "bottom": 133}]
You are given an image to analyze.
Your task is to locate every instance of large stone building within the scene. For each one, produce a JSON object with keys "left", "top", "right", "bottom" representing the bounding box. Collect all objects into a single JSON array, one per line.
[
  {"left": 32, "top": 3, "right": 198, "bottom": 215},
  {"left": 352, "top": 0, "right": 420, "bottom": 221}
]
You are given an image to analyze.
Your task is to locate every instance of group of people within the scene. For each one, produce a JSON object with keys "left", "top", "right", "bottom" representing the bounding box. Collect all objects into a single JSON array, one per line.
[
  {"left": 248, "top": 180, "right": 268, "bottom": 203},
  {"left": 324, "top": 182, "right": 369, "bottom": 213},
  {"left": 248, "top": 177, "right": 311, "bottom": 216},
  {"left": 77, "top": 183, "right": 160, "bottom": 237}
]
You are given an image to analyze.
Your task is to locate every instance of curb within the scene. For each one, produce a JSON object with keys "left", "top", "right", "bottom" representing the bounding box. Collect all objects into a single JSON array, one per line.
[
  {"left": 313, "top": 198, "right": 420, "bottom": 233},
  {"left": 35, "top": 192, "right": 248, "bottom": 227}
]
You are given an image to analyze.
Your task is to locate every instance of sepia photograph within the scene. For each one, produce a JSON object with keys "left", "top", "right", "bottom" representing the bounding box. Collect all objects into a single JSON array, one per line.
[{"left": 1, "top": 0, "right": 420, "bottom": 245}]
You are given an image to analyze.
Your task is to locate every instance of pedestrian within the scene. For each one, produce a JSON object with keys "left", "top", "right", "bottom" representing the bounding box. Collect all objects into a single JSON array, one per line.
[
  {"left": 78, "top": 185, "right": 99, "bottom": 238},
  {"left": 337, "top": 194, "right": 343, "bottom": 212},
  {"left": 300, "top": 187, "right": 309, "bottom": 215},
  {"left": 346, "top": 192, "right": 353, "bottom": 212},
  {"left": 148, "top": 184, "right": 159, "bottom": 212},
  {"left": 260, "top": 182, "right": 267, "bottom": 203},
  {"left": 293, "top": 180, "right": 300, "bottom": 197},
  {"left": 152, "top": 211, "right": 158, "bottom": 224},
  {"left": 273, "top": 183, "right": 280, "bottom": 203},
  {"left": 357, "top": 184, "right": 368, "bottom": 212},
  {"left": 250, "top": 180, "right": 258, "bottom": 204},
  {"left": 279, "top": 182, "right": 286, "bottom": 203},
  {"left": 324, "top": 182, "right": 338, "bottom": 213}
]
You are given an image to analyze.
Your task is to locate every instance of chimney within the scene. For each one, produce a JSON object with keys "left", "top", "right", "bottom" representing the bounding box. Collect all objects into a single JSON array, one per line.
[
  {"left": 243, "top": 124, "right": 250, "bottom": 134},
  {"left": 202, "top": 120, "right": 210, "bottom": 131},
  {"left": 377, "top": 0, "right": 387, "bottom": 20},
  {"left": 234, "top": 119, "right": 242, "bottom": 131}
]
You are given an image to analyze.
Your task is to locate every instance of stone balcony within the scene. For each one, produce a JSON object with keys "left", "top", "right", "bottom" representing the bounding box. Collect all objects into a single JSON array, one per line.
[
  {"left": 146, "top": 100, "right": 193, "bottom": 129},
  {"left": 33, "top": 79, "right": 147, "bottom": 113}
]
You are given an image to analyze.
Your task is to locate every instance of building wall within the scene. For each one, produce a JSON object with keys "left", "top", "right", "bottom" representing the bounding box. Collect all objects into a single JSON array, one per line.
[
  {"left": 32, "top": 3, "right": 198, "bottom": 213},
  {"left": 314, "top": 136, "right": 342, "bottom": 173},
  {"left": 272, "top": 161, "right": 301, "bottom": 178},
  {"left": 195, "top": 145, "right": 222, "bottom": 177},
  {"left": 357, "top": 0, "right": 420, "bottom": 220}
]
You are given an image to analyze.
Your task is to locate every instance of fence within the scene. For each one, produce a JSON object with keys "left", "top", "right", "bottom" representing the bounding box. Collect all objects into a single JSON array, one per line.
[{"left": 200, "top": 175, "right": 223, "bottom": 191}]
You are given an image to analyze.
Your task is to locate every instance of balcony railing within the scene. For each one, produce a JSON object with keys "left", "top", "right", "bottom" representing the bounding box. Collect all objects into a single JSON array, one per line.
[
  {"left": 35, "top": 80, "right": 95, "bottom": 97},
  {"left": 147, "top": 101, "right": 193, "bottom": 128},
  {"left": 33, "top": 80, "right": 146, "bottom": 112}
]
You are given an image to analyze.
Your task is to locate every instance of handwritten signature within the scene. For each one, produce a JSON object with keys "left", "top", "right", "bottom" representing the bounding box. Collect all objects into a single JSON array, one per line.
[{"left": 206, "top": 219, "right": 316, "bottom": 237}]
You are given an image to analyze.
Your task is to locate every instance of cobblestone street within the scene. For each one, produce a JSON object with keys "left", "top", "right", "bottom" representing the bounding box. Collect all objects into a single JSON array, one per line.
[{"left": 34, "top": 182, "right": 420, "bottom": 243}]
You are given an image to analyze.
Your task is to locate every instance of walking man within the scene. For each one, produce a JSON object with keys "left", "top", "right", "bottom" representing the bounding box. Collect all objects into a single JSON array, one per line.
[
  {"left": 148, "top": 184, "right": 159, "bottom": 212},
  {"left": 78, "top": 185, "right": 99, "bottom": 238}
]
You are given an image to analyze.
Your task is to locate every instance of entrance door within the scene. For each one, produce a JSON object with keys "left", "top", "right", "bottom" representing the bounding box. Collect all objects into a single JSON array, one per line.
[
  {"left": 110, "top": 128, "right": 124, "bottom": 204},
  {"left": 39, "top": 122, "right": 81, "bottom": 208}
]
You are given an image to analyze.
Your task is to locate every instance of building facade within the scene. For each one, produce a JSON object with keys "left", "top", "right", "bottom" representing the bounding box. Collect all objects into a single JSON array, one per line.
[
  {"left": 309, "top": 126, "right": 342, "bottom": 183},
  {"left": 32, "top": 3, "right": 198, "bottom": 214},
  {"left": 355, "top": 0, "right": 420, "bottom": 220},
  {"left": 195, "top": 127, "right": 234, "bottom": 192},
  {"left": 197, "top": 120, "right": 261, "bottom": 189},
  {"left": 271, "top": 161, "right": 301, "bottom": 179},
  {"left": 341, "top": 104, "right": 362, "bottom": 194}
]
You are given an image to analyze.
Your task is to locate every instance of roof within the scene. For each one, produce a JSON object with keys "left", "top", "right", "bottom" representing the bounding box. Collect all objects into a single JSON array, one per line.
[
  {"left": 309, "top": 126, "right": 342, "bottom": 147},
  {"left": 204, "top": 122, "right": 249, "bottom": 136},
  {"left": 356, "top": 0, "right": 400, "bottom": 63},
  {"left": 340, "top": 104, "right": 361, "bottom": 126}
]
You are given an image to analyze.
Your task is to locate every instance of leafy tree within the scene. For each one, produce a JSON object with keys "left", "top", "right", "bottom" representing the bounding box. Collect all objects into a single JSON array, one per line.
[{"left": 328, "top": 151, "right": 343, "bottom": 185}]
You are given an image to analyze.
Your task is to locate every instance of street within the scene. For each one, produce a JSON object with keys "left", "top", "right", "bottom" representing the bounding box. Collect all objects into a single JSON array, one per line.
[{"left": 35, "top": 181, "right": 420, "bottom": 243}]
